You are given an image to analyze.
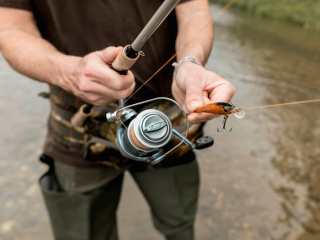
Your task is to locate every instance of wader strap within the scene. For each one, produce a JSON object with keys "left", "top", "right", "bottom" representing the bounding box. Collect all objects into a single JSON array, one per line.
[
  {"left": 50, "top": 85, "right": 87, "bottom": 109},
  {"left": 48, "top": 85, "right": 120, "bottom": 157},
  {"left": 49, "top": 98, "right": 86, "bottom": 145}
]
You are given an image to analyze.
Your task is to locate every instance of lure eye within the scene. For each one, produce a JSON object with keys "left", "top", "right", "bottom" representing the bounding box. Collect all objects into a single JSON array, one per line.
[{"left": 223, "top": 108, "right": 228, "bottom": 113}]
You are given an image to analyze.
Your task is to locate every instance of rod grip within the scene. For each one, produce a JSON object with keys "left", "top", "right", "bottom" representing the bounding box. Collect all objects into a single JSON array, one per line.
[
  {"left": 111, "top": 45, "right": 139, "bottom": 74},
  {"left": 70, "top": 104, "right": 94, "bottom": 127}
]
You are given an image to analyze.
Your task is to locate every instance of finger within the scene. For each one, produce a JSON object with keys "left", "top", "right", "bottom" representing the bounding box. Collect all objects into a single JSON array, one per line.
[
  {"left": 89, "top": 64, "right": 135, "bottom": 90},
  {"left": 79, "top": 80, "right": 114, "bottom": 97},
  {"left": 101, "top": 69, "right": 135, "bottom": 91},
  {"left": 172, "top": 81, "right": 189, "bottom": 112},
  {"left": 110, "top": 80, "right": 136, "bottom": 100},
  {"left": 185, "top": 81, "right": 205, "bottom": 113},
  {"left": 187, "top": 94, "right": 210, "bottom": 121},
  {"left": 203, "top": 93, "right": 210, "bottom": 105},
  {"left": 79, "top": 80, "right": 135, "bottom": 105},
  {"left": 188, "top": 94, "right": 213, "bottom": 116},
  {"left": 98, "top": 46, "right": 123, "bottom": 64},
  {"left": 209, "top": 81, "right": 235, "bottom": 103}
]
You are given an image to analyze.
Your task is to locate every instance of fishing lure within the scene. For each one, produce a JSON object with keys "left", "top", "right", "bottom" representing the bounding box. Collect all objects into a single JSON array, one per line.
[{"left": 195, "top": 102, "right": 245, "bottom": 132}]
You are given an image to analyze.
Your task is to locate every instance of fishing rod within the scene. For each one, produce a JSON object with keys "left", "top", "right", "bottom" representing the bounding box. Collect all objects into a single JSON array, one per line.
[
  {"left": 72, "top": 0, "right": 242, "bottom": 165},
  {"left": 70, "top": 0, "right": 182, "bottom": 127}
]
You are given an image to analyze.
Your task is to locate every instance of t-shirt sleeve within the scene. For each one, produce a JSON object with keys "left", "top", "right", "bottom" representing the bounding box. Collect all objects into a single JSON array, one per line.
[{"left": 0, "top": 0, "right": 32, "bottom": 11}]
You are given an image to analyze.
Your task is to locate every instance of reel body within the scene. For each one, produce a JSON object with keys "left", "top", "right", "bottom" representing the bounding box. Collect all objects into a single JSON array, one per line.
[{"left": 106, "top": 97, "right": 214, "bottom": 165}]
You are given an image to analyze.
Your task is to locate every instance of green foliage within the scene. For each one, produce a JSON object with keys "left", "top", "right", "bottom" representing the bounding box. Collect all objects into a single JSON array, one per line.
[{"left": 211, "top": 0, "right": 320, "bottom": 31}]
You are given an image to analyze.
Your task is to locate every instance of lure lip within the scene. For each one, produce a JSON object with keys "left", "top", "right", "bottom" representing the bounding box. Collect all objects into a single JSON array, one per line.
[
  {"left": 230, "top": 106, "right": 243, "bottom": 113},
  {"left": 231, "top": 106, "right": 245, "bottom": 118}
]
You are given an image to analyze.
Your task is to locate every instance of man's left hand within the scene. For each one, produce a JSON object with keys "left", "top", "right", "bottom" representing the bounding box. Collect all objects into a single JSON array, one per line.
[{"left": 172, "top": 61, "right": 235, "bottom": 123}]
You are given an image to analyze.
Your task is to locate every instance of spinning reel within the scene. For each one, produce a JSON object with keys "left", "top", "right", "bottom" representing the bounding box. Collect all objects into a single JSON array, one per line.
[{"left": 106, "top": 97, "right": 214, "bottom": 165}]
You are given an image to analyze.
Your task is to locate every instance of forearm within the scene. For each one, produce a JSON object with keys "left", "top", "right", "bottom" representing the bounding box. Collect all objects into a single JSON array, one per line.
[
  {"left": 0, "top": 29, "right": 80, "bottom": 91},
  {"left": 175, "top": 0, "right": 213, "bottom": 64}
]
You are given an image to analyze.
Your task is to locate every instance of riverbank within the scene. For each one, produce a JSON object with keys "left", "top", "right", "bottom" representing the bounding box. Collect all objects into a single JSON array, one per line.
[{"left": 212, "top": 0, "right": 320, "bottom": 31}]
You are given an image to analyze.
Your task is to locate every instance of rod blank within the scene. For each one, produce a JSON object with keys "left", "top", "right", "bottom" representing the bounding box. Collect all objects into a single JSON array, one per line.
[{"left": 131, "top": 0, "right": 181, "bottom": 51}]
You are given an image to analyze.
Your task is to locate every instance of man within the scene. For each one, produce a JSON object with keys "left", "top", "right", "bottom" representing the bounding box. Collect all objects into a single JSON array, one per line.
[{"left": 0, "top": 0, "right": 235, "bottom": 239}]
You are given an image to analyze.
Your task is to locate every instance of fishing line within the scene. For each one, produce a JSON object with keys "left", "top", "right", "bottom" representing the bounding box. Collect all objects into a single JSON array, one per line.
[
  {"left": 215, "top": 0, "right": 239, "bottom": 18},
  {"left": 116, "top": 0, "right": 238, "bottom": 111},
  {"left": 118, "top": 118, "right": 128, "bottom": 130},
  {"left": 244, "top": 98, "right": 320, "bottom": 110},
  {"left": 116, "top": 54, "right": 177, "bottom": 111}
]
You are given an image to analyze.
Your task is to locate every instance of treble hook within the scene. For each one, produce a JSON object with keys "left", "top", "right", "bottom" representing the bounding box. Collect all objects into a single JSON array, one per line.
[{"left": 217, "top": 115, "right": 232, "bottom": 132}]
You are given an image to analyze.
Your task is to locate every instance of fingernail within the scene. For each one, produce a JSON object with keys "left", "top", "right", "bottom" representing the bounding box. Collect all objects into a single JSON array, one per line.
[{"left": 189, "top": 101, "right": 200, "bottom": 111}]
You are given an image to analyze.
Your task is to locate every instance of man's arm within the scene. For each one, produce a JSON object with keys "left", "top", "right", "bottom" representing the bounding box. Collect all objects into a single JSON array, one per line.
[
  {"left": 176, "top": 0, "right": 213, "bottom": 64},
  {"left": 173, "top": 0, "right": 235, "bottom": 123},
  {"left": 0, "top": 7, "right": 135, "bottom": 106}
]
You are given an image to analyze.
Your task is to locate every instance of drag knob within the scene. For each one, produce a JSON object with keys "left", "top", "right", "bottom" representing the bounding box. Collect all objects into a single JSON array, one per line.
[{"left": 195, "top": 136, "right": 214, "bottom": 150}]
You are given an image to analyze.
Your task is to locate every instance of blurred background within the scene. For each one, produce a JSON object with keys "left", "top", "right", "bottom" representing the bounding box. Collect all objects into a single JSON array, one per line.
[{"left": 1, "top": 0, "right": 320, "bottom": 239}]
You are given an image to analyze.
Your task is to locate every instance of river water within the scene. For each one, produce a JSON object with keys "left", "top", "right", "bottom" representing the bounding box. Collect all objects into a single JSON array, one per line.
[{"left": 1, "top": 4, "right": 320, "bottom": 240}]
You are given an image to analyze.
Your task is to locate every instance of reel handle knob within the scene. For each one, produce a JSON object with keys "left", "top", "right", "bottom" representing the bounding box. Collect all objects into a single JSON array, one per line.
[{"left": 195, "top": 136, "right": 214, "bottom": 150}]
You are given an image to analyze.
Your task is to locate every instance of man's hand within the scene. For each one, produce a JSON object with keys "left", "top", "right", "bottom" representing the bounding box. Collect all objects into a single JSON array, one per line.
[
  {"left": 67, "top": 46, "right": 135, "bottom": 106},
  {"left": 0, "top": 8, "right": 135, "bottom": 107},
  {"left": 172, "top": 61, "right": 235, "bottom": 123},
  {"left": 174, "top": 1, "right": 234, "bottom": 123}
]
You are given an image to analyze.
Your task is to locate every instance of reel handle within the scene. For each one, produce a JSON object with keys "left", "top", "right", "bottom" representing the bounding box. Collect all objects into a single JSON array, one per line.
[
  {"left": 172, "top": 129, "right": 214, "bottom": 150},
  {"left": 194, "top": 136, "right": 214, "bottom": 150}
]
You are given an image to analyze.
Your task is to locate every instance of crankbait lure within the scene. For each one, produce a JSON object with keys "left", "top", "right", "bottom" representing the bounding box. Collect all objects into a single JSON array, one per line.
[{"left": 195, "top": 102, "right": 245, "bottom": 132}]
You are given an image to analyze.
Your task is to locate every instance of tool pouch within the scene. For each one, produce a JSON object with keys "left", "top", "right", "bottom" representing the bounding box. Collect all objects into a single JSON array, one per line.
[{"left": 43, "top": 85, "right": 130, "bottom": 168}]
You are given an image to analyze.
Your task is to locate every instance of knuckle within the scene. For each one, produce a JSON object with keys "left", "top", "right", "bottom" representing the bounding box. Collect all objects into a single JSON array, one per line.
[
  {"left": 82, "top": 68, "right": 91, "bottom": 78},
  {"left": 116, "top": 77, "right": 135, "bottom": 91},
  {"left": 82, "top": 64, "right": 94, "bottom": 77},
  {"left": 115, "top": 81, "right": 125, "bottom": 91},
  {"left": 126, "top": 86, "right": 135, "bottom": 96},
  {"left": 87, "top": 94, "right": 99, "bottom": 103},
  {"left": 117, "top": 91, "right": 128, "bottom": 99},
  {"left": 127, "top": 71, "right": 135, "bottom": 81},
  {"left": 82, "top": 55, "right": 92, "bottom": 65},
  {"left": 78, "top": 80, "right": 89, "bottom": 92},
  {"left": 229, "top": 84, "right": 236, "bottom": 96},
  {"left": 117, "top": 88, "right": 133, "bottom": 99},
  {"left": 94, "top": 100, "right": 106, "bottom": 107}
]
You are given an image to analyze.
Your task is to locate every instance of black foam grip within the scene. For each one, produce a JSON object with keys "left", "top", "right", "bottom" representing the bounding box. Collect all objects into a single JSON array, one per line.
[{"left": 110, "top": 65, "right": 128, "bottom": 75}]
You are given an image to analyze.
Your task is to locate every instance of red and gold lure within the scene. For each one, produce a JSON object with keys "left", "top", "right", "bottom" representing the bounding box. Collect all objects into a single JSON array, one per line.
[{"left": 195, "top": 102, "right": 245, "bottom": 132}]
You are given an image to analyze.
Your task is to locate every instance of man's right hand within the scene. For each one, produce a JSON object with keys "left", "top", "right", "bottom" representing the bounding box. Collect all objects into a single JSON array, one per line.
[
  {"left": 67, "top": 46, "right": 135, "bottom": 106},
  {"left": 0, "top": 8, "right": 135, "bottom": 106}
]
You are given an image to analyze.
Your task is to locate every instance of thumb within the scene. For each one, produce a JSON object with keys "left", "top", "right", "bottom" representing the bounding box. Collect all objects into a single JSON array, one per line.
[
  {"left": 99, "top": 46, "right": 123, "bottom": 63},
  {"left": 185, "top": 84, "right": 204, "bottom": 112}
]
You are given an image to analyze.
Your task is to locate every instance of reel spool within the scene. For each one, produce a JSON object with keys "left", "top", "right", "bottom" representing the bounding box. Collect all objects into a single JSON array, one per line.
[{"left": 106, "top": 97, "right": 214, "bottom": 165}]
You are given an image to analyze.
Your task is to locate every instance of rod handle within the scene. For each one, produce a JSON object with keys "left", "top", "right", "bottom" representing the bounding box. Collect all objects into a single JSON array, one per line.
[
  {"left": 70, "top": 104, "right": 94, "bottom": 127},
  {"left": 111, "top": 45, "right": 139, "bottom": 74}
]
